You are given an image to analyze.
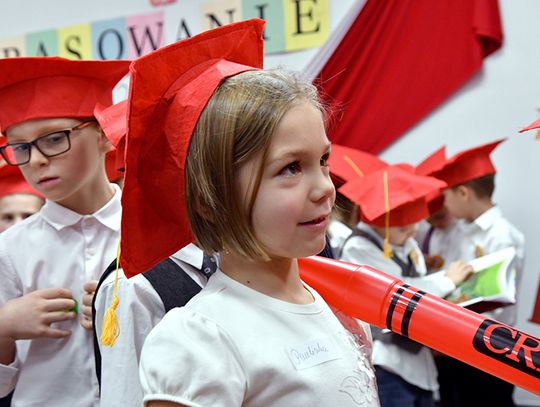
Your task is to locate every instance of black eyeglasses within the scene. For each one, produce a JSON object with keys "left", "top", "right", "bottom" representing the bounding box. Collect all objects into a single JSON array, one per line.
[{"left": 0, "top": 121, "right": 95, "bottom": 166}]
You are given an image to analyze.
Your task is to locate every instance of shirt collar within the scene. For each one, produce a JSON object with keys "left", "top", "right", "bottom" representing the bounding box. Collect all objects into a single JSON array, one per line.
[
  {"left": 41, "top": 184, "right": 122, "bottom": 231},
  {"left": 471, "top": 205, "right": 502, "bottom": 231},
  {"left": 170, "top": 243, "right": 204, "bottom": 269}
]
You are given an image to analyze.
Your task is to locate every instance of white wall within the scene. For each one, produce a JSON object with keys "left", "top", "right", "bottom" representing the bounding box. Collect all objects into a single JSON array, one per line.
[{"left": 0, "top": 0, "right": 537, "bottom": 404}]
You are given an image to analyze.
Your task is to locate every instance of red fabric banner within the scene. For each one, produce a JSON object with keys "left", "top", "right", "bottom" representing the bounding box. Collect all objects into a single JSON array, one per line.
[
  {"left": 315, "top": 0, "right": 503, "bottom": 154},
  {"left": 531, "top": 281, "right": 540, "bottom": 324}
]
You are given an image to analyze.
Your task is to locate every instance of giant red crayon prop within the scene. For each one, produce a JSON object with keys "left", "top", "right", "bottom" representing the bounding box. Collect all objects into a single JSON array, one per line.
[{"left": 298, "top": 256, "right": 540, "bottom": 395}]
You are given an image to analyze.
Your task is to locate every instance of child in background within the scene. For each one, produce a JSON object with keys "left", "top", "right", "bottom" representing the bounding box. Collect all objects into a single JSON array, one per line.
[
  {"left": 0, "top": 162, "right": 43, "bottom": 233},
  {"left": 431, "top": 139, "right": 525, "bottom": 407},
  {"left": 414, "top": 147, "right": 464, "bottom": 273},
  {"left": 338, "top": 165, "right": 473, "bottom": 407},
  {"left": 90, "top": 100, "right": 218, "bottom": 407},
  {"left": 326, "top": 144, "right": 387, "bottom": 257},
  {"left": 119, "top": 19, "right": 379, "bottom": 406},
  {"left": 0, "top": 57, "right": 129, "bottom": 407}
]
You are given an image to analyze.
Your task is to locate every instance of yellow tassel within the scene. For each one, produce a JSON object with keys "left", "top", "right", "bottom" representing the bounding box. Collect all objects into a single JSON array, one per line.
[
  {"left": 343, "top": 154, "right": 365, "bottom": 177},
  {"left": 100, "top": 241, "right": 121, "bottom": 346},
  {"left": 383, "top": 170, "right": 392, "bottom": 259}
]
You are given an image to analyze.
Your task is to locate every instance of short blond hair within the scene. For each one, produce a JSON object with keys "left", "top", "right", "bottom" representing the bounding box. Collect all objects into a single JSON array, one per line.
[{"left": 185, "top": 69, "right": 324, "bottom": 259}]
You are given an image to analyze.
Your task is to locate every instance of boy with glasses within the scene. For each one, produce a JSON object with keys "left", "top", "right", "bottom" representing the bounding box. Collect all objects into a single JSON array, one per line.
[{"left": 0, "top": 57, "right": 129, "bottom": 407}]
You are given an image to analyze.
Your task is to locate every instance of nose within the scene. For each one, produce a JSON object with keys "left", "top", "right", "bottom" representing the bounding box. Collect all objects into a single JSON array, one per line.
[
  {"left": 311, "top": 169, "right": 335, "bottom": 206},
  {"left": 27, "top": 144, "right": 50, "bottom": 167}
]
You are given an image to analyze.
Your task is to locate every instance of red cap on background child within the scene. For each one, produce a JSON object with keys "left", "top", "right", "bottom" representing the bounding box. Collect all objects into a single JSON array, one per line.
[
  {"left": 328, "top": 144, "right": 387, "bottom": 187},
  {"left": 121, "top": 19, "right": 265, "bottom": 278},
  {"left": 415, "top": 146, "right": 447, "bottom": 214},
  {"left": 431, "top": 139, "right": 505, "bottom": 188},
  {"left": 0, "top": 160, "right": 43, "bottom": 199},
  {"left": 339, "top": 165, "right": 446, "bottom": 256},
  {"left": 0, "top": 57, "right": 130, "bottom": 132},
  {"left": 340, "top": 165, "right": 446, "bottom": 227},
  {"left": 94, "top": 100, "right": 128, "bottom": 180},
  {"left": 519, "top": 117, "right": 540, "bottom": 133}
]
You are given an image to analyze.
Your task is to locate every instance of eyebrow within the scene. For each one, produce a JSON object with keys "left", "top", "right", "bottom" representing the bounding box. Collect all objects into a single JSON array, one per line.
[{"left": 268, "top": 142, "right": 332, "bottom": 165}]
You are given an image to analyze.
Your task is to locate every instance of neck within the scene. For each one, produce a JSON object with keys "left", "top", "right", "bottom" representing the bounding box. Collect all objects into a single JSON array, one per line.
[
  {"left": 466, "top": 199, "right": 494, "bottom": 222},
  {"left": 219, "top": 252, "right": 313, "bottom": 304},
  {"left": 57, "top": 173, "right": 115, "bottom": 215}
]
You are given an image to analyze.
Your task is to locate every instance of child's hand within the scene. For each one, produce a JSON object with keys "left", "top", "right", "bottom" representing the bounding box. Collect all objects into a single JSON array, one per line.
[
  {"left": 0, "top": 288, "right": 76, "bottom": 340},
  {"left": 444, "top": 261, "right": 474, "bottom": 285},
  {"left": 80, "top": 280, "right": 98, "bottom": 331}
]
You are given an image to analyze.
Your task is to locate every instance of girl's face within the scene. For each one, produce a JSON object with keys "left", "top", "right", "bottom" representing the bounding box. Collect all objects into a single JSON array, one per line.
[{"left": 237, "top": 101, "right": 335, "bottom": 260}]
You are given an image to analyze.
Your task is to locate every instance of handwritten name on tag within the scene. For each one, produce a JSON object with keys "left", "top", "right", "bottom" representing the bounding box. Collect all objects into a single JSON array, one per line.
[{"left": 287, "top": 337, "right": 342, "bottom": 370}]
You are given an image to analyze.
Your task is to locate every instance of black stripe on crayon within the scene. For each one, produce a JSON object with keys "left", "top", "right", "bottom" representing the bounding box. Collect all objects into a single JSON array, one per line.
[
  {"left": 401, "top": 290, "right": 426, "bottom": 337},
  {"left": 386, "top": 284, "right": 409, "bottom": 330}
]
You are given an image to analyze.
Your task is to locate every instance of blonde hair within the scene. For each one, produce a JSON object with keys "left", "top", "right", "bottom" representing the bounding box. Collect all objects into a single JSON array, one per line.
[{"left": 185, "top": 69, "right": 323, "bottom": 259}]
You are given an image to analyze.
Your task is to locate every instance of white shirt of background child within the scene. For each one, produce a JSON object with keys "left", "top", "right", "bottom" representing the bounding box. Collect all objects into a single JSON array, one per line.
[
  {"left": 454, "top": 206, "right": 525, "bottom": 325},
  {"left": 0, "top": 185, "right": 121, "bottom": 407},
  {"left": 95, "top": 243, "right": 206, "bottom": 407},
  {"left": 340, "top": 222, "right": 457, "bottom": 391}
]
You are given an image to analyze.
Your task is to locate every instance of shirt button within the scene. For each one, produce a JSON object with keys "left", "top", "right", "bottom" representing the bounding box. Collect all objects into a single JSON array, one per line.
[{"left": 87, "top": 248, "right": 96, "bottom": 256}]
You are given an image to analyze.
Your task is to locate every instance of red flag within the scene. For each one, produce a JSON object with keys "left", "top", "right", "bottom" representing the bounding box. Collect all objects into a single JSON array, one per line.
[
  {"left": 315, "top": 0, "right": 503, "bottom": 153},
  {"left": 531, "top": 281, "right": 540, "bottom": 325}
]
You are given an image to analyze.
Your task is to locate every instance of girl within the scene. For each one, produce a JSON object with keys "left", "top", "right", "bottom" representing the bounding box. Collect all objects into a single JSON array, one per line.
[{"left": 120, "top": 19, "right": 380, "bottom": 407}]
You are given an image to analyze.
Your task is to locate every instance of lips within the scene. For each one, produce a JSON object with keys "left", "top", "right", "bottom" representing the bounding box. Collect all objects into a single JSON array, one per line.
[
  {"left": 37, "top": 176, "right": 60, "bottom": 188},
  {"left": 299, "top": 215, "right": 328, "bottom": 226}
]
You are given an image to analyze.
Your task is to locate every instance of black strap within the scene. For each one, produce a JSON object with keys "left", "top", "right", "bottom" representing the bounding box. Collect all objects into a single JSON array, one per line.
[
  {"left": 92, "top": 259, "right": 118, "bottom": 389},
  {"left": 142, "top": 258, "right": 202, "bottom": 312},
  {"left": 92, "top": 257, "right": 204, "bottom": 387},
  {"left": 339, "top": 228, "right": 420, "bottom": 277}
]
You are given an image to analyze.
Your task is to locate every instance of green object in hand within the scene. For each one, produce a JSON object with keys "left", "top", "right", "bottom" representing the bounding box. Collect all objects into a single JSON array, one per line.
[{"left": 68, "top": 299, "right": 78, "bottom": 314}]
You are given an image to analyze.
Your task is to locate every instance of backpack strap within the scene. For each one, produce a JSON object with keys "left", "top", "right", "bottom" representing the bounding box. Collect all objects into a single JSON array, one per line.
[
  {"left": 92, "top": 259, "right": 118, "bottom": 388},
  {"left": 340, "top": 228, "right": 420, "bottom": 277},
  {"left": 142, "top": 258, "right": 202, "bottom": 312},
  {"left": 92, "top": 257, "right": 203, "bottom": 387}
]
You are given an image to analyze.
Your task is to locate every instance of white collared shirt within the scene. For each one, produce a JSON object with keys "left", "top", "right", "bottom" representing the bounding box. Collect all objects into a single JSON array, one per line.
[
  {"left": 416, "top": 218, "right": 464, "bottom": 272},
  {"left": 339, "top": 222, "right": 456, "bottom": 391},
  {"left": 95, "top": 243, "right": 207, "bottom": 407},
  {"left": 0, "top": 185, "right": 121, "bottom": 407},
  {"left": 455, "top": 206, "right": 525, "bottom": 324}
]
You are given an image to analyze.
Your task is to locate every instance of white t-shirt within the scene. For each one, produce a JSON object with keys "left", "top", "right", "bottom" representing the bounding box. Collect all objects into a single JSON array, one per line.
[
  {"left": 454, "top": 206, "right": 525, "bottom": 325},
  {"left": 416, "top": 218, "right": 464, "bottom": 272},
  {"left": 339, "top": 223, "right": 457, "bottom": 391},
  {"left": 95, "top": 244, "right": 206, "bottom": 407},
  {"left": 0, "top": 185, "right": 121, "bottom": 407},
  {"left": 140, "top": 270, "right": 380, "bottom": 407}
]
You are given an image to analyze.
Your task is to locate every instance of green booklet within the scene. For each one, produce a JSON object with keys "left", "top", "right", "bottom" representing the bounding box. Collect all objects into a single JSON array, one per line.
[{"left": 444, "top": 247, "right": 517, "bottom": 313}]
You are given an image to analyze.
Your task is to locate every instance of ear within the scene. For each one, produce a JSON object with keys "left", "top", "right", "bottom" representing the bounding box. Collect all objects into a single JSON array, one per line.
[
  {"left": 96, "top": 126, "right": 112, "bottom": 153},
  {"left": 455, "top": 185, "right": 470, "bottom": 200}
]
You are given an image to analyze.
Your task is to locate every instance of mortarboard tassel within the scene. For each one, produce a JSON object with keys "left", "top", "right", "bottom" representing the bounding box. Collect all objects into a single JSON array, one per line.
[
  {"left": 343, "top": 154, "right": 365, "bottom": 177},
  {"left": 100, "top": 240, "right": 121, "bottom": 346}
]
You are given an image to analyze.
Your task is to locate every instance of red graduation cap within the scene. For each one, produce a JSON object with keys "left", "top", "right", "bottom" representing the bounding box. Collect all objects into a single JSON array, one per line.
[
  {"left": 431, "top": 139, "right": 505, "bottom": 188},
  {"left": 338, "top": 165, "right": 447, "bottom": 227},
  {"left": 415, "top": 146, "right": 447, "bottom": 214},
  {"left": 519, "top": 117, "right": 540, "bottom": 133},
  {"left": 415, "top": 146, "right": 447, "bottom": 176},
  {"left": 121, "top": 19, "right": 265, "bottom": 278},
  {"left": 0, "top": 57, "right": 130, "bottom": 132},
  {"left": 328, "top": 144, "right": 387, "bottom": 187},
  {"left": 95, "top": 100, "right": 127, "bottom": 177},
  {"left": 0, "top": 160, "right": 43, "bottom": 199}
]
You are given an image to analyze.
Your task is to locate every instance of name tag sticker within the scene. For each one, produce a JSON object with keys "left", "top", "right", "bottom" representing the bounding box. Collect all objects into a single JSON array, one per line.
[{"left": 287, "top": 336, "right": 342, "bottom": 370}]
